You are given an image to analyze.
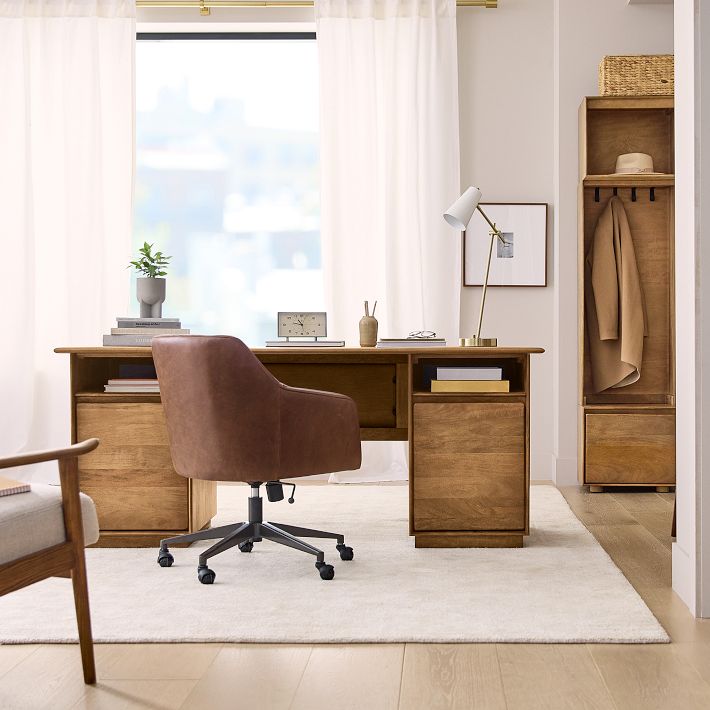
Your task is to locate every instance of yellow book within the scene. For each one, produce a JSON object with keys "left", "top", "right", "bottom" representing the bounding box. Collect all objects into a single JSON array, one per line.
[{"left": 431, "top": 379, "right": 510, "bottom": 393}]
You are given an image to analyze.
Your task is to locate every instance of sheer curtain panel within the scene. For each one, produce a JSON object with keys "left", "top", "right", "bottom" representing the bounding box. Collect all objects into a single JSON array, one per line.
[
  {"left": 316, "top": 0, "right": 461, "bottom": 481},
  {"left": 0, "top": 0, "right": 135, "bottom": 480}
]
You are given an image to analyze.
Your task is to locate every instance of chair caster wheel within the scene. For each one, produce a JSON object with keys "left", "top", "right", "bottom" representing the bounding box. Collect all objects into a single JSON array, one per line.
[
  {"left": 197, "top": 566, "right": 216, "bottom": 584},
  {"left": 157, "top": 549, "right": 174, "bottom": 567},
  {"left": 238, "top": 541, "right": 254, "bottom": 553},
  {"left": 336, "top": 544, "right": 354, "bottom": 561},
  {"left": 315, "top": 562, "right": 335, "bottom": 580}
]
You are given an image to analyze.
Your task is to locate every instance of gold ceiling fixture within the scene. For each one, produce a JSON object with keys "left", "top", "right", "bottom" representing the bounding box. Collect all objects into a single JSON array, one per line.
[{"left": 136, "top": 0, "right": 497, "bottom": 10}]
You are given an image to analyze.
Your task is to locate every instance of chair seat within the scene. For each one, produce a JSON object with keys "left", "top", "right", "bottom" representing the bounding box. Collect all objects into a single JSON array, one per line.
[{"left": 0, "top": 485, "right": 99, "bottom": 566}]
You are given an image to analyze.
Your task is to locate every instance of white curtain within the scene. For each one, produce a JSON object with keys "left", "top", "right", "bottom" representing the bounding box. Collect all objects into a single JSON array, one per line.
[
  {"left": 316, "top": 0, "right": 461, "bottom": 481},
  {"left": 0, "top": 0, "right": 135, "bottom": 480}
]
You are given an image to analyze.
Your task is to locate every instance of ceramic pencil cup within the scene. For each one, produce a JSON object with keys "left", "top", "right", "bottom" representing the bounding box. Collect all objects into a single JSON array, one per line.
[{"left": 359, "top": 315, "right": 378, "bottom": 347}]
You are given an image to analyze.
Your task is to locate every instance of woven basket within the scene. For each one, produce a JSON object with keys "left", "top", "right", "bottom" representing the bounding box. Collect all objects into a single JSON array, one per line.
[{"left": 599, "top": 55, "right": 674, "bottom": 96}]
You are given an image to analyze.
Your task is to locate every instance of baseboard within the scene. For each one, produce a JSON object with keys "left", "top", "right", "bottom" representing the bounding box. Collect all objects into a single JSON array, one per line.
[
  {"left": 554, "top": 456, "right": 578, "bottom": 487},
  {"left": 672, "top": 542, "right": 698, "bottom": 616}
]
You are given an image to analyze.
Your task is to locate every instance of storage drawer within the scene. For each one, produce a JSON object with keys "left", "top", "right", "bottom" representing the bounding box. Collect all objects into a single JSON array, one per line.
[
  {"left": 77, "top": 403, "right": 188, "bottom": 530},
  {"left": 412, "top": 402, "right": 526, "bottom": 532},
  {"left": 585, "top": 412, "right": 675, "bottom": 485}
]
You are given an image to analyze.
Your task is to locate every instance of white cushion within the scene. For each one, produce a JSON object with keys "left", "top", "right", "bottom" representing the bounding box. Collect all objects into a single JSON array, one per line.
[{"left": 0, "top": 485, "right": 99, "bottom": 566}]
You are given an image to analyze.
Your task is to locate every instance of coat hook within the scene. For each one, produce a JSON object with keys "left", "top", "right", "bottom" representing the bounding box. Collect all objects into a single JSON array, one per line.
[
  {"left": 650, "top": 187, "right": 655, "bottom": 202},
  {"left": 631, "top": 187, "right": 637, "bottom": 202},
  {"left": 594, "top": 187, "right": 600, "bottom": 202}
]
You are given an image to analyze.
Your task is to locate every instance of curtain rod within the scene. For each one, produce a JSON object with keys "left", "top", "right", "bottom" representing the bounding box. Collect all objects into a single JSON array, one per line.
[{"left": 136, "top": 1, "right": 497, "bottom": 8}]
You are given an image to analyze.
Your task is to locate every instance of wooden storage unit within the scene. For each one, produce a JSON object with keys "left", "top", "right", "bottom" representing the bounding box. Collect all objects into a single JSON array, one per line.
[{"left": 578, "top": 96, "right": 675, "bottom": 489}]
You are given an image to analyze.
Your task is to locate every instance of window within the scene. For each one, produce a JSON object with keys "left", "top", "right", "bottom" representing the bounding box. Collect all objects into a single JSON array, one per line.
[{"left": 134, "top": 34, "right": 321, "bottom": 345}]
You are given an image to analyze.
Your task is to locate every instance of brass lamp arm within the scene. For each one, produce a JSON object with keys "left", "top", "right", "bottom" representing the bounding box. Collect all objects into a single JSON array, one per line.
[{"left": 477, "top": 206, "right": 508, "bottom": 245}]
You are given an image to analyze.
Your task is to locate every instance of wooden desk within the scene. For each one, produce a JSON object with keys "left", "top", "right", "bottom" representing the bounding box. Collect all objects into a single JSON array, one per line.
[{"left": 55, "top": 346, "right": 543, "bottom": 548}]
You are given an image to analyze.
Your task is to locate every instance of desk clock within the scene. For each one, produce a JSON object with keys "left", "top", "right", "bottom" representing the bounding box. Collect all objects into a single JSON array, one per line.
[{"left": 266, "top": 312, "right": 344, "bottom": 347}]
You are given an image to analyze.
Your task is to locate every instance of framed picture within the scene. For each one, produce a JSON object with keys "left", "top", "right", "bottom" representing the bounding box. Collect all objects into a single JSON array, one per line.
[{"left": 463, "top": 203, "right": 548, "bottom": 287}]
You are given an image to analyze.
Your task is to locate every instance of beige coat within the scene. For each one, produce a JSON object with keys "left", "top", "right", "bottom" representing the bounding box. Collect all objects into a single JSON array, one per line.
[{"left": 585, "top": 196, "right": 648, "bottom": 392}]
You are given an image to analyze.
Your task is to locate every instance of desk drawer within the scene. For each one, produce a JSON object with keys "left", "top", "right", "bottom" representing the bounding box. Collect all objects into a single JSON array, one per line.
[
  {"left": 265, "top": 363, "right": 397, "bottom": 428},
  {"left": 412, "top": 402, "right": 525, "bottom": 531},
  {"left": 76, "top": 403, "right": 188, "bottom": 531}
]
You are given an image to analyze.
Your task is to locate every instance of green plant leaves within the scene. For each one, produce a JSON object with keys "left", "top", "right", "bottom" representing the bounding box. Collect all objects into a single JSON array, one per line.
[{"left": 127, "top": 242, "right": 172, "bottom": 277}]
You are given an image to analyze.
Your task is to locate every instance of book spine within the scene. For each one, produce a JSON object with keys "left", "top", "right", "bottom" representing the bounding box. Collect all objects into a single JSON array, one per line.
[
  {"left": 0, "top": 485, "right": 31, "bottom": 496},
  {"left": 436, "top": 368, "right": 503, "bottom": 381},
  {"left": 376, "top": 342, "right": 445, "bottom": 348},
  {"left": 115, "top": 320, "right": 181, "bottom": 328},
  {"left": 111, "top": 328, "right": 188, "bottom": 335},
  {"left": 430, "top": 380, "right": 510, "bottom": 393},
  {"left": 103, "top": 334, "right": 156, "bottom": 347}
]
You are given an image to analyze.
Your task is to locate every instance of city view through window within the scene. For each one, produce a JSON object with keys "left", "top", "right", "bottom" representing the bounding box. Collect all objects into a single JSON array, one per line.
[{"left": 134, "top": 37, "right": 322, "bottom": 345}]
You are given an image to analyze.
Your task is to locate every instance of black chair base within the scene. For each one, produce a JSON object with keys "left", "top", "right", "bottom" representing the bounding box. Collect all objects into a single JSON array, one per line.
[{"left": 156, "top": 483, "right": 353, "bottom": 583}]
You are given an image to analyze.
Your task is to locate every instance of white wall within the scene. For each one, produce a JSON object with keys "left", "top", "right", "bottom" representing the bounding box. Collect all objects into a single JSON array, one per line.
[
  {"left": 674, "top": 0, "right": 710, "bottom": 618},
  {"left": 457, "top": 1, "right": 555, "bottom": 481}
]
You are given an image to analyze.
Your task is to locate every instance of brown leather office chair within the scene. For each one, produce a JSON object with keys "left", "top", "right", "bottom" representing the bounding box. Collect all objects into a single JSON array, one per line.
[{"left": 152, "top": 335, "right": 362, "bottom": 583}]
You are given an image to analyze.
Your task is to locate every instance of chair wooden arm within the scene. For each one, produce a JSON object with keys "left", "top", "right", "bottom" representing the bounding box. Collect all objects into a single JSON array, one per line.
[
  {"left": 0, "top": 437, "right": 99, "bottom": 684},
  {"left": 0, "top": 438, "right": 99, "bottom": 470}
]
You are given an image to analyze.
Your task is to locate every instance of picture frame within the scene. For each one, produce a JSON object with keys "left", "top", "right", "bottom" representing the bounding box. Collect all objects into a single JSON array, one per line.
[{"left": 463, "top": 202, "right": 548, "bottom": 287}]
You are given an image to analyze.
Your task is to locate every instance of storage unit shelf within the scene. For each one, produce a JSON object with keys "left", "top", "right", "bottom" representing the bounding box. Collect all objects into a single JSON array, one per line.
[
  {"left": 583, "top": 393, "right": 674, "bottom": 406},
  {"left": 583, "top": 174, "right": 674, "bottom": 188},
  {"left": 412, "top": 391, "right": 525, "bottom": 400},
  {"left": 75, "top": 392, "right": 162, "bottom": 403}
]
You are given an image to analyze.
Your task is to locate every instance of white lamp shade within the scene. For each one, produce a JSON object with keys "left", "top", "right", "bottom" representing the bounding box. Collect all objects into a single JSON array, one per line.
[{"left": 443, "top": 186, "right": 482, "bottom": 230}]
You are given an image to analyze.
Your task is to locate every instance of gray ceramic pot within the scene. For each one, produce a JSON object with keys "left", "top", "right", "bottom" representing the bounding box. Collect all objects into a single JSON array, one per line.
[{"left": 136, "top": 277, "right": 166, "bottom": 318}]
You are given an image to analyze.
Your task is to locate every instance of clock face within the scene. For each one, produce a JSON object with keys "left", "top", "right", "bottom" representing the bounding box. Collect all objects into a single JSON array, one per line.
[{"left": 278, "top": 312, "right": 327, "bottom": 338}]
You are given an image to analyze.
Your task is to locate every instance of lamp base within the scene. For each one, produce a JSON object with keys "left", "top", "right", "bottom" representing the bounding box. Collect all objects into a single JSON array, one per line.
[{"left": 459, "top": 336, "right": 498, "bottom": 347}]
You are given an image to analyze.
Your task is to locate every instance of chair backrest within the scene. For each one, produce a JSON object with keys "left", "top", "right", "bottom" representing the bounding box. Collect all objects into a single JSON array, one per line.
[{"left": 152, "top": 335, "right": 281, "bottom": 482}]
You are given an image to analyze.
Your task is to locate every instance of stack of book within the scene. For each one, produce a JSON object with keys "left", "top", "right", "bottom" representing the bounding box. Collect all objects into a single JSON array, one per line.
[
  {"left": 430, "top": 366, "right": 510, "bottom": 393},
  {"left": 376, "top": 337, "right": 446, "bottom": 348},
  {"left": 104, "top": 378, "right": 160, "bottom": 394},
  {"left": 102, "top": 317, "right": 189, "bottom": 347}
]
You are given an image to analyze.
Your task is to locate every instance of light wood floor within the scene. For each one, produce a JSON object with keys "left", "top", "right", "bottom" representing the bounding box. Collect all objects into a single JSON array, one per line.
[{"left": 2, "top": 485, "right": 710, "bottom": 710}]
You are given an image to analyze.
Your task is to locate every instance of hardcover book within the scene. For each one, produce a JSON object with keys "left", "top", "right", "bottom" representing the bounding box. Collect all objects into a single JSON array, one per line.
[
  {"left": 376, "top": 338, "right": 446, "bottom": 348},
  {"left": 103, "top": 334, "right": 155, "bottom": 347},
  {"left": 111, "top": 328, "right": 188, "bottom": 335},
  {"left": 430, "top": 380, "right": 510, "bottom": 393},
  {"left": 116, "top": 318, "right": 181, "bottom": 329},
  {"left": 436, "top": 367, "right": 503, "bottom": 381}
]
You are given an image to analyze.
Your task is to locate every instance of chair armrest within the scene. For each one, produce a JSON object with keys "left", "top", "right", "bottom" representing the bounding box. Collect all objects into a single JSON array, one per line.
[
  {"left": 0, "top": 440, "right": 100, "bottom": 548},
  {"left": 278, "top": 385, "right": 361, "bottom": 477},
  {"left": 0, "top": 439, "right": 99, "bottom": 470}
]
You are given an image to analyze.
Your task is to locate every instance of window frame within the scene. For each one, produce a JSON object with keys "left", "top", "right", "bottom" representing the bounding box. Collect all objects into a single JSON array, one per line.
[{"left": 133, "top": 31, "right": 322, "bottom": 343}]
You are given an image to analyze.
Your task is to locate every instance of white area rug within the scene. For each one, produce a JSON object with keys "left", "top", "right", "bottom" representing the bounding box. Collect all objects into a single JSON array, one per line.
[{"left": 0, "top": 485, "right": 668, "bottom": 644}]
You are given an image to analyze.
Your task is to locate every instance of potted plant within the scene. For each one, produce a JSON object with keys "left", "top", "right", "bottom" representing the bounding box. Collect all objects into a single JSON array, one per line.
[{"left": 128, "top": 242, "right": 172, "bottom": 318}]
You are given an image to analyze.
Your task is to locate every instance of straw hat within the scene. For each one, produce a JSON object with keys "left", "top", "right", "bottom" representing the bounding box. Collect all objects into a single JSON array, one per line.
[{"left": 614, "top": 152, "right": 665, "bottom": 175}]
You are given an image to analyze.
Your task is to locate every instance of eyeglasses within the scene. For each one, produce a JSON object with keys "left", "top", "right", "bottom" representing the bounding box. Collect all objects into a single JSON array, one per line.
[{"left": 408, "top": 330, "right": 437, "bottom": 339}]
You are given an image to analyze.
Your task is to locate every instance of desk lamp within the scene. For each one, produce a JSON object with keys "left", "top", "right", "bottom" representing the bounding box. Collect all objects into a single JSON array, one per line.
[{"left": 444, "top": 186, "right": 506, "bottom": 347}]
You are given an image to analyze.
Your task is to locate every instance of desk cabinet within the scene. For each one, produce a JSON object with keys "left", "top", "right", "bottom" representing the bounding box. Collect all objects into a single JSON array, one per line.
[
  {"left": 409, "top": 353, "right": 531, "bottom": 548},
  {"left": 56, "top": 346, "right": 541, "bottom": 548}
]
